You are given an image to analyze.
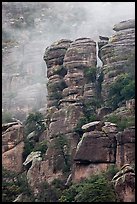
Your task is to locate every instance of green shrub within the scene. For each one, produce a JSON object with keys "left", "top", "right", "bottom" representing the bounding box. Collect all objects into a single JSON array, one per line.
[
  {"left": 104, "top": 164, "right": 119, "bottom": 180},
  {"left": 84, "top": 67, "right": 97, "bottom": 83},
  {"left": 22, "top": 139, "right": 34, "bottom": 161},
  {"left": 48, "top": 91, "right": 62, "bottom": 100},
  {"left": 125, "top": 51, "right": 135, "bottom": 77},
  {"left": 74, "top": 117, "right": 88, "bottom": 135},
  {"left": 59, "top": 183, "right": 80, "bottom": 202},
  {"left": 107, "top": 73, "right": 135, "bottom": 110},
  {"left": 47, "top": 80, "right": 67, "bottom": 92},
  {"left": 24, "top": 111, "right": 46, "bottom": 136},
  {"left": 36, "top": 181, "right": 59, "bottom": 202},
  {"left": 2, "top": 168, "right": 34, "bottom": 202},
  {"left": 53, "top": 134, "right": 71, "bottom": 173},
  {"left": 105, "top": 114, "right": 135, "bottom": 131},
  {"left": 23, "top": 112, "right": 46, "bottom": 161},
  {"left": 33, "top": 141, "right": 48, "bottom": 156},
  {"left": 59, "top": 173, "right": 117, "bottom": 202},
  {"left": 23, "top": 139, "right": 47, "bottom": 162}
]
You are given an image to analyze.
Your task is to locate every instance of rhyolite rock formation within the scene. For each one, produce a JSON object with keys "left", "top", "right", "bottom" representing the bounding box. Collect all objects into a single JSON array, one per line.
[
  {"left": 98, "top": 19, "right": 135, "bottom": 104},
  {"left": 2, "top": 122, "right": 24, "bottom": 173},
  {"left": 26, "top": 37, "right": 97, "bottom": 192},
  {"left": 112, "top": 164, "right": 135, "bottom": 202},
  {"left": 2, "top": 19, "right": 135, "bottom": 201},
  {"left": 24, "top": 20, "right": 135, "bottom": 194}
]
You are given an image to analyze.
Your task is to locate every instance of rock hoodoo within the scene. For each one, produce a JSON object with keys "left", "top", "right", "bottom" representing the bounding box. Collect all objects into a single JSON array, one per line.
[
  {"left": 2, "top": 19, "right": 135, "bottom": 201},
  {"left": 98, "top": 19, "right": 135, "bottom": 104}
]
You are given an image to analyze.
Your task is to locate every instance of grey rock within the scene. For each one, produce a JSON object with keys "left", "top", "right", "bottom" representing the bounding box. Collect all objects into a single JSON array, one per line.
[{"left": 23, "top": 151, "right": 42, "bottom": 166}]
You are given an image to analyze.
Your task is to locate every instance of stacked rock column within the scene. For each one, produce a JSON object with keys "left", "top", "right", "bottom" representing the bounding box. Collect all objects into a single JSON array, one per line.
[
  {"left": 43, "top": 38, "right": 97, "bottom": 179},
  {"left": 98, "top": 19, "right": 135, "bottom": 105},
  {"left": 44, "top": 39, "right": 72, "bottom": 109},
  {"left": 63, "top": 38, "right": 97, "bottom": 118}
]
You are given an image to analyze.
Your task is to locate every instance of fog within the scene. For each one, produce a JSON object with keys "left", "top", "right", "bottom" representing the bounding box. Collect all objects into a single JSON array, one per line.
[{"left": 2, "top": 2, "right": 135, "bottom": 120}]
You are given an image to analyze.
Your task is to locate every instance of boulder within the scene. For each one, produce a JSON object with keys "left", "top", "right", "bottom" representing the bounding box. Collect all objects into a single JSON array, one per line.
[
  {"left": 116, "top": 127, "right": 135, "bottom": 168},
  {"left": 112, "top": 164, "right": 135, "bottom": 202},
  {"left": 98, "top": 19, "right": 135, "bottom": 103},
  {"left": 43, "top": 39, "right": 72, "bottom": 68},
  {"left": 27, "top": 131, "right": 35, "bottom": 140},
  {"left": 82, "top": 121, "right": 103, "bottom": 132},
  {"left": 113, "top": 19, "right": 135, "bottom": 31},
  {"left": 63, "top": 38, "right": 96, "bottom": 69},
  {"left": 2, "top": 121, "right": 20, "bottom": 132},
  {"left": 2, "top": 142, "right": 24, "bottom": 173},
  {"left": 27, "top": 159, "right": 63, "bottom": 195},
  {"left": 23, "top": 151, "right": 42, "bottom": 166},
  {"left": 74, "top": 131, "right": 116, "bottom": 163},
  {"left": 102, "top": 122, "right": 118, "bottom": 133},
  {"left": 48, "top": 104, "right": 84, "bottom": 138},
  {"left": 2, "top": 123, "right": 24, "bottom": 153}
]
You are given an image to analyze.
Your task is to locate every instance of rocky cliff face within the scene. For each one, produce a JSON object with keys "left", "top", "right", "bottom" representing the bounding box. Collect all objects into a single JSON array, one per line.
[
  {"left": 21, "top": 20, "right": 135, "bottom": 198},
  {"left": 112, "top": 164, "right": 135, "bottom": 202},
  {"left": 98, "top": 19, "right": 135, "bottom": 104},
  {"left": 2, "top": 19, "right": 135, "bottom": 201},
  {"left": 2, "top": 122, "right": 24, "bottom": 173}
]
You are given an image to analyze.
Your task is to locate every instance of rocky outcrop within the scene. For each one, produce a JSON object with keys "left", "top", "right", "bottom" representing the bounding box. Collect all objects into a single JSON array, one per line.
[
  {"left": 26, "top": 37, "right": 97, "bottom": 190},
  {"left": 72, "top": 122, "right": 117, "bottom": 182},
  {"left": 23, "top": 151, "right": 42, "bottom": 166},
  {"left": 113, "top": 19, "right": 135, "bottom": 31},
  {"left": 98, "top": 19, "right": 135, "bottom": 103},
  {"left": 72, "top": 119, "right": 134, "bottom": 182},
  {"left": 74, "top": 131, "right": 116, "bottom": 163},
  {"left": 2, "top": 141, "right": 24, "bottom": 173},
  {"left": 2, "top": 122, "right": 24, "bottom": 173},
  {"left": 112, "top": 164, "right": 135, "bottom": 202},
  {"left": 45, "top": 37, "right": 97, "bottom": 166},
  {"left": 2, "top": 122, "right": 24, "bottom": 153},
  {"left": 18, "top": 20, "right": 135, "bottom": 199},
  {"left": 116, "top": 127, "right": 135, "bottom": 168}
]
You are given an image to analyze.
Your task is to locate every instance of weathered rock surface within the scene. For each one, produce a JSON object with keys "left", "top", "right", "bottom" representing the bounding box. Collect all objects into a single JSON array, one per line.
[
  {"left": 74, "top": 131, "right": 116, "bottom": 163},
  {"left": 27, "top": 159, "right": 63, "bottom": 195},
  {"left": 44, "top": 39, "right": 72, "bottom": 69},
  {"left": 2, "top": 123, "right": 24, "bottom": 153},
  {"left": 2, "top": 122, "right": 24, "bottom": 173},
  {"left": 82, "top": 121, "right": 103, "bottom": 132},
  {"left": 72, "top": 163, "right": 109, "bottom": 183},
  {"left": 102, "top": 122, "right": 118, "bottom": 133},
  {"left": 113, "top": 19, "right": 135, "bottom": 31},
  {"left": 112, "top": 164, "right": 135, "bottom": 202},
  {"left": 116, "top": 127, "right": 135, "bottom": 168},
  {"left": 98, "top": 19, "right": 135, "bottom": 103},
  {"left": 26, "top": 37, "right": 98, "bottom": 189},
  {"left": 26, "top": 20, "right": 135, "bottom": 197},
  {"left": 2, "top": 141, "right": 24, "bottom": 173},
  {"left": 23, "top": 151, "right": 42, "bottom": 166},
  {"left": 63, "top": 38, "right": 96, "bottom": 69},
  {"left": 48, "top": 104, "right": 84, "bottom": 138}
]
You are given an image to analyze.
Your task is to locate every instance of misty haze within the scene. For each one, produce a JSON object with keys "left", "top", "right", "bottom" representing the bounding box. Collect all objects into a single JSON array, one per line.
[{"left": 2, "top": 2, "right": 135, "bottom": 121}]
